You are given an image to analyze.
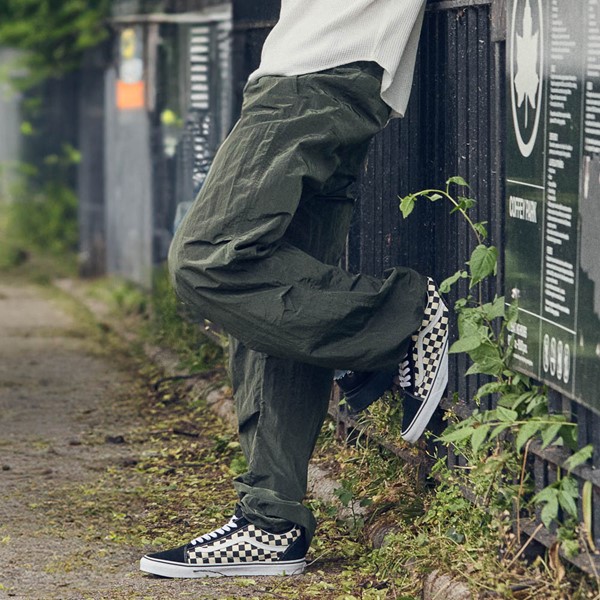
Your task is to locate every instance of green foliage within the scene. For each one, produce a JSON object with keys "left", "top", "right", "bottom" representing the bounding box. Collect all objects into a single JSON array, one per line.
[
  {"left": 327, "top": 419, "right": 594, "bottom": 596},
  {"left": 0, "top": 0, "right": 110, "bottom": 88},
  {"left": 467, "top": 244, "right": 498, "bottom": 285},
  {"left": 533, "top": 477, "right": 579, "bottom": 529},
  {"left": 398, "top": 177, "right": 594, "bottom": 559},
  {"left": 8, "top": 180, "right": 78, "bottom": 255},
  {"left": 1, "top": 144, "right": 82, "bottom": 262},
  {"left": 150, "top": 266, "right": 224, "bottom": 372},
  {"left": 323, "top": 179, "right": 600, "bottom": 595}
]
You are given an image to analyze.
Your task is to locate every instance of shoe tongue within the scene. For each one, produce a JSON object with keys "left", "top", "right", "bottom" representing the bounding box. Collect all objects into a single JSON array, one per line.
[
  {"left": 234, "top": 504, "right": 245, "bottom": 519},
  {"left": 188, "top": 513, "right": 247, "bottom": 546}
]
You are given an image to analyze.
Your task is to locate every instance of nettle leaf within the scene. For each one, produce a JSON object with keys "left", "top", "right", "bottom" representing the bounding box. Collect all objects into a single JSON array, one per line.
[
  {"left": 481, "top": 296, "right": 506, "bottom": 321},
  {"left": 428, "top": 193, "right": 443, "bottom": 202},
  {"left": 540, "top": 495, "right": 559, "bottom": 528},
  {"left": 476, "top": 381, "right": 508, "bottom": 398},
  {"left": 440, "top": 425, "right": 475, "bottom": 444},
  {"left": 498, "top": 391, "right": 527, "bottom": 409},
  {"left": 465, "top": 355, "right": 505, "bottom": 377},
  {"left": 471, "top": 424, "right": 491, "bottom": 454},
  {"left": 524, "top": 393, "right": 548, "bottom": 415},
  {"left": 454, "top": 298, "right": 469, "bottom": 310},
  {"left": 561, "top": 425, "right": 579, "bottom": 452},
  {"left": 447, "top": 175, "right": 470, "bottom": 188},
  {"left": 458, "top": 311, "right": 484, "bottom": 337},
  {"left": 516, "top": 420, "right": 541, "bottom": 453},
  {"left": 533, "top": 486, "right": 558, "bottom": 504},
  {"left": 449, "top": 335, "right": 483, "bottom": 354},
  {"left": 561, "top": 475, "right": 579, "bottom": 497},
  {"left": 541, "top": 422, "right": 563, "bottom": 449},
  {"left": 334, "top": 486, "right": 353, "bottom": 507},
  {"left": 473, "top": 221, "right": 489, "bottom": 240},
  {"left": 557, "top": 490, "right": 578, "bottom": 518},
  {"left": 469, "top": 339, "right": 503, "bottom": 365},
  {"left": 458, "top": 196, "right": 477, "bottom": 212},
  {"left": 450, "top": 196, "right": 477, "bottom": 215},
  {"left": 564, "top": 444, "right": 593, "bottom": 472},
  {"left": 468, "top": 245, "right": 498, "bottom": 286},
  {"left": 489, "top": 422, "right": 512, "bottom": 440},
  {"left": 399, "top": 194, "right": 416, "bottom": 219},
  {"left": 496, "top": 407, "right": 518, "bottom": 422},
  {"left": 440, "top": 270, "right": 468, "bottom": 293},
  {"left": 510, "top": 372, "right": 530, "bottom": 387}
]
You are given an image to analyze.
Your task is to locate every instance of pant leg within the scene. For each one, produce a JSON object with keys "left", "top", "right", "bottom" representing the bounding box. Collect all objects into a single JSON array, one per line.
[
  {"left": 168, "top": 66, "right": 428, "bottom": 373},
  {"left": 230, "top": 341, "right": 332, "bottom": 542},
  {"left": 229, "top": 193, "right": 356, "bottom": 543}
]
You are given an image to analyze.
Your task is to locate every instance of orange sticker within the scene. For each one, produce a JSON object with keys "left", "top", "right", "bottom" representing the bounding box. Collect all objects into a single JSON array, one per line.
[{"left": 116, "top": 80, "right": 145, "bottom": 110}]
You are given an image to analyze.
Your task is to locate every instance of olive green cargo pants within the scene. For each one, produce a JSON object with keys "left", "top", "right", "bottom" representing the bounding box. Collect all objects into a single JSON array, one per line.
[{"left": 168, "top": 63, "right": 427, "bottom": 543}]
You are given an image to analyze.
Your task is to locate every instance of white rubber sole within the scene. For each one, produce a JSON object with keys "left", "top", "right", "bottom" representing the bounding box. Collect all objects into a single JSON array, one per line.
[
  {"left": 140, "top": 556, "right": 306, "bottom": 578},
  {"left": 401, "top": 338, "right": 448, "bottom": 443}
]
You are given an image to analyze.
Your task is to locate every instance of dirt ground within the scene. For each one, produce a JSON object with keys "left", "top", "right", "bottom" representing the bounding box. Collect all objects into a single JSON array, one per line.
[{"left": 0, "top": 282, "right": 346, "bottom": 600}]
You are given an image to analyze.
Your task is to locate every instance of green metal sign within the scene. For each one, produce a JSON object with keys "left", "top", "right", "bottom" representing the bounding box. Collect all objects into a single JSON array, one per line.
[{"left": 506, "top": 0, "right": 600, "bottom": 412}]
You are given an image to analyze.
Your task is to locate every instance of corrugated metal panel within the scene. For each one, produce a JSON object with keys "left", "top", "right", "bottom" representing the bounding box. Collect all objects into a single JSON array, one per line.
[
  {"left": 104, "top": 63, "right": 154, "bottom": 287},
  {"left": 151, "top": 17, "right": 231, "bottom": 260},
  {"left": 217, "top": 19, "right": 233, "bottom": 140}
]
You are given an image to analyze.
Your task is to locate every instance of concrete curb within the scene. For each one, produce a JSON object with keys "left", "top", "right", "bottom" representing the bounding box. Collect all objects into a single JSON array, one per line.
[{"left": 56, "top": 277, "right": 475, "bottom": 599}]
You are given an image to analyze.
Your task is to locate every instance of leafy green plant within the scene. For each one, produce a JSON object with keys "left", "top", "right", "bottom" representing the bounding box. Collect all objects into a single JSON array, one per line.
[
  {"left": 399, "top": 177, "right": 593, "bottom": 554},
  {"left": 0, "top": 0, "right": 109, "bottom": 89},
  {"left": 3, "top": 144, "right": 82, "bottom": 259},
  {"left": 8, "top": 180, "right": 78, "bottom": 255},
  {"left": 0, "top": 1, "right": 106, "bottom": 259},
  {"left": 150, "top": 266, "right": 224, "bottom": 372}
]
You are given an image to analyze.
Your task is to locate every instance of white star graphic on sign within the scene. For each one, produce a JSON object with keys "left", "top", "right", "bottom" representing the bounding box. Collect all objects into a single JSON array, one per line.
[{"left": 514, "top": 0, "right": 540, "bottom": 128}]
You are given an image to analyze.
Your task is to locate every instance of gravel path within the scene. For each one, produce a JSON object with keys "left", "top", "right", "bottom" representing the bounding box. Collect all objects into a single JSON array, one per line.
[{"left": 0, "top": 282, "right": 330, "bottom": 600}]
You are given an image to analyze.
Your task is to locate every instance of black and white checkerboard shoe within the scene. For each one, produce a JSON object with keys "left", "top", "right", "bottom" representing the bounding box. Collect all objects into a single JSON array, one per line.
[
  {"left": 398, "top": 278, "right": 449, "bottom": 443},
  {"left": 334, "top": 369, "right": 396, "bottom": 412},
  {"left": 139, "top": 511, "right": 307, "bottom": 578}
]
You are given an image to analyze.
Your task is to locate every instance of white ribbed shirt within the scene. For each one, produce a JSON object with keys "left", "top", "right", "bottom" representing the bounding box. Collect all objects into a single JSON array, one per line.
[{"left": 248, "top": 0, "right": 427, "bottom": 118}]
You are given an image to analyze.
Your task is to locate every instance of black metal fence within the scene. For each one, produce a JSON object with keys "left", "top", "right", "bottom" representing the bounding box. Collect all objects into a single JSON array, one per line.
[{"left": 230, "top": 0, "right": 600, "bottom": 573}]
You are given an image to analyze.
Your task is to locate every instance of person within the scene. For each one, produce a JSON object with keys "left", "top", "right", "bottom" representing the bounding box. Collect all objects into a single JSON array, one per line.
[{"left": 140, "top": 0, "right": 449, "bottom": 579}]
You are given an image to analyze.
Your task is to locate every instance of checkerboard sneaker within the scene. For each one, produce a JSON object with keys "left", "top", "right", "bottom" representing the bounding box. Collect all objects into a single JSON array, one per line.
[
  {"left": 398, "top": 278, "right": 449, "bottom": 443},
  {"left": 334, "top": 369, "right": 396, "bottom": 412},
  {"left": 139, "top": 512, "right": 307, "bottom": 578}
]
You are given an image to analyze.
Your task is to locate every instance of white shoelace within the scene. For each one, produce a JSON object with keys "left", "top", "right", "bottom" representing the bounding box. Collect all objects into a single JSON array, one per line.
[
  {"left": 189, "top": 515, "right": 240, "bottom": 546},
  {"left": 398, "top": 358, "right": 411, "bottom": 389}
]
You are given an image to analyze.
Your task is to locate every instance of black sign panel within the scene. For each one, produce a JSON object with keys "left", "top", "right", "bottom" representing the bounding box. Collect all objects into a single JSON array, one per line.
[{"left": 506, "top": 0, "right": 600, "bottom": 413}]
